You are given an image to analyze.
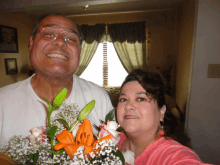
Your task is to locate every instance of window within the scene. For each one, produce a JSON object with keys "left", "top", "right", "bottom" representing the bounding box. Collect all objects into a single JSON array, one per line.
[{"left": 80, "top": 41, "right": 128, "bottom": 87}]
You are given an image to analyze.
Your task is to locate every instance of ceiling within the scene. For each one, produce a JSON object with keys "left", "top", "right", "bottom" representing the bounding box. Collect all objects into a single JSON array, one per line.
[{"left": 0, "top": 0, "right": 184, "bottom": 18}]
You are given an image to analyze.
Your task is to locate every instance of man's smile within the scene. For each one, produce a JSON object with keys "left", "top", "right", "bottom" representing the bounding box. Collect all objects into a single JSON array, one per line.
[{"left": 46, "top": 53, "right": 68, "bottom": 60}]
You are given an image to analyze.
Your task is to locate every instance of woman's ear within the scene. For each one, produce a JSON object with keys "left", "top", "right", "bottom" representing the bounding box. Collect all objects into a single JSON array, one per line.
[{"left": 160, "top": 105, "right": 166, "bottom": 121}]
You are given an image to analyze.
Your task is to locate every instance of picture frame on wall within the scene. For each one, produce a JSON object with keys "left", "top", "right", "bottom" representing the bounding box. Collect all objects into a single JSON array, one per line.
[
  {"left": 0, "top": 25, "right": 18, "bottom": 53},
  {"left": 5, "top": 58, "right": 18, "bottom": 75}
]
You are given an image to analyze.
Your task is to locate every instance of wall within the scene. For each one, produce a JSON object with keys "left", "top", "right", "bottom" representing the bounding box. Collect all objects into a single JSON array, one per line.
[
  {"left": 175, "top": 0, "right": 196, "bottom": 112},
  {"left": 0, "top": 12, "right": 36, "bottom": 88},
  {"left": 186, "top": 0, "right": 220, "bottom": 164}
]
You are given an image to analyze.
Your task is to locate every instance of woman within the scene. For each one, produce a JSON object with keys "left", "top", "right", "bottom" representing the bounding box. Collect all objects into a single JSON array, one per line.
[{"left": 117, "top": 69, "right": 210, "bottom": 165}]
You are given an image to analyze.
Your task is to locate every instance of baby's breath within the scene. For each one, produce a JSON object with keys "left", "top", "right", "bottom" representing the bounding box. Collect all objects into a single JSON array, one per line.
[{"left": 0, "top": 103, "right": 123, "bottom": 165}]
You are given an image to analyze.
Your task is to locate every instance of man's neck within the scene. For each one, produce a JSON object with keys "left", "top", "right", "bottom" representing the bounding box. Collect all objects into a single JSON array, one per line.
[{"left": 31, "top": 74, "right": 73, "bottom": 103}]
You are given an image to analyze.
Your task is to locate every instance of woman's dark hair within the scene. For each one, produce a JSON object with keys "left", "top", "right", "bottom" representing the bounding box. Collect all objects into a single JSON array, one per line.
[
  {"left": 121, "top": 69, "right": 166, "bottom": 108},
  {"left": 31, "top": 14, "right": 83, "bottom": 45},
  {"left": 120, "top": 69, "right": 191, "bottom": 148}
]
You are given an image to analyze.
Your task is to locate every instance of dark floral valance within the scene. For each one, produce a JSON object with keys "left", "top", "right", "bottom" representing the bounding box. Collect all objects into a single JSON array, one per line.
[
  {"left": 107, "top": 22, "right": 146, "bottom": 43},
  {"left": 79, "top": 24, "right": 106, "bottom": 44}
]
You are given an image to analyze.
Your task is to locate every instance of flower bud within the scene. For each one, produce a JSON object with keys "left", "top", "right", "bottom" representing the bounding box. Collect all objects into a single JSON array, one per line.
[
  {"left": 53, "top": 88, "right": 68, "bottom": 108},
  {"left": 77, "top": 100, "right": 95, "bottom": 122}
]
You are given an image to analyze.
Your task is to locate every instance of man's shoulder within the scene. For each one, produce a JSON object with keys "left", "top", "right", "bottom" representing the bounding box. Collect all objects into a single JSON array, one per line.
[
  {"left": 73, "top": 75, "right": 107, "bottom": 92},
  {"left": 0, "top": 78, "right": 31, "bottom": 98}
]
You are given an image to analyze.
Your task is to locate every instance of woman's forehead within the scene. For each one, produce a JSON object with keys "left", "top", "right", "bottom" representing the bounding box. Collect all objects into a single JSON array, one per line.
[{"left": 121, "top": 81, "right": 146, "bottom": 93}]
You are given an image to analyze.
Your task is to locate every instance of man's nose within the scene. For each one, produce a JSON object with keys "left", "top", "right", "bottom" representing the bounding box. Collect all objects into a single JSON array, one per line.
[{"left": 52, "top": 34, "right": 67, "bottom": 48}]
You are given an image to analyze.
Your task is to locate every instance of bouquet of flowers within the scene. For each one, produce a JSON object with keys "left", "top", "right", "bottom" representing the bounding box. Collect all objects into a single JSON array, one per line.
[{"left": 0, "top": 88, "right": 126, "bottom": 165}]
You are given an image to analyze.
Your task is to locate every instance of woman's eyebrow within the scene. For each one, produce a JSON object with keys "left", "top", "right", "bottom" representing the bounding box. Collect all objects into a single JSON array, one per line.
[{"left": 136, "top": 92, "right": 146, "bottom": 95}]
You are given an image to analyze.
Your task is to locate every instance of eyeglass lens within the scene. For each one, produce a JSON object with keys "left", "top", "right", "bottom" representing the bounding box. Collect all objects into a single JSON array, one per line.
[{"left": 39, "top": 27, "right": 80, "bottom": 45}]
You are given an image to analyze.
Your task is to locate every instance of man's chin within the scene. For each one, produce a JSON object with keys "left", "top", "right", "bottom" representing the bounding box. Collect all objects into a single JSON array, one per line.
[{"left": 36, "top": 69, "right": 74, "bottom": 79}]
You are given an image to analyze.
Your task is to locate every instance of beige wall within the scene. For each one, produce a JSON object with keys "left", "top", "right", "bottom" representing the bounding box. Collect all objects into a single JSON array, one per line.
[
  {"left": 175, "top": 0, "right": 196, "bottom": 112},
  {"left": 186, "top": 0, "right": 220, "bottom": 164},
  {"left": 0, "top": 12, "right": 36, "bottom": 88}
]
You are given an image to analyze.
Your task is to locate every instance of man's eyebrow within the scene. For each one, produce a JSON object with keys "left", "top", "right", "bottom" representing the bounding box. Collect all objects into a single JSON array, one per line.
[
  {"left": 69, "top": 29, "right": 79, "bottom": 36},
  {"left": 41, "top": 24, "right": 79, "bottom": 36},
  {"left": 41, "top": 24, "right": 56, "bottom": 28}
]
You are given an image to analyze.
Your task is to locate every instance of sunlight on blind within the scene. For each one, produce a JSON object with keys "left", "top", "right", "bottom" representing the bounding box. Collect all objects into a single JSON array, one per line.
[
  {"left": 80, "top": 44, "right": 103, "bottom": 86},
  {"left": 107, "top": 42, "right": 128, "bottom": 86},
  {"left": 80, "top": 42, "right": 128, "bottom": 87}
]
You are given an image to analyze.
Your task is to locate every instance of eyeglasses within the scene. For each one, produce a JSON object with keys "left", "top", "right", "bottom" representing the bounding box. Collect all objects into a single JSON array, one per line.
[{"left": 37, "top": 26, "right": 80, "bottom": 46}]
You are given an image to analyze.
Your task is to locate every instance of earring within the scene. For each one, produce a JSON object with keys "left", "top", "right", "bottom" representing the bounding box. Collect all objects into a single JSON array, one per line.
[
  {"left": 159, "top": 129, "right": 165, "bottom": 136},
  {"left": 159, "top": 121, "right": 165, "bottom": 136}
]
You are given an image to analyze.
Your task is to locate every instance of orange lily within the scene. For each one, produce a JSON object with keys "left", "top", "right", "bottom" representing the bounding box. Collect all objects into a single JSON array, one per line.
[
  {"left": 76, "top": 118, "right": 95, "bottom": 154},
  {"left": 54, "top": 119, "right": 113, "bottom": 159},
  {"left": 54, "top": 130, "right": 82, "bottom": 159}
]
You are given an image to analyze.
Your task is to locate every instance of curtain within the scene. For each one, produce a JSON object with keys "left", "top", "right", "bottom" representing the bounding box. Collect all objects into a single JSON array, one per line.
[
  {"left": 107, "top": 22, "right": 147, "bottom": 73},
  {"left": 75, "top": 24, "right": 106, "bottom": 76}
]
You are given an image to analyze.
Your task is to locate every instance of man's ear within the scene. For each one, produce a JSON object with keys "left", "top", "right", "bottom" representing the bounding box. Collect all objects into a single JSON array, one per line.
[
  {"left": 29, "top": 36, "right": 34, "bottom": 52},
  {"left": 160, "top": 105, "right": 166, "bottom": 121}
]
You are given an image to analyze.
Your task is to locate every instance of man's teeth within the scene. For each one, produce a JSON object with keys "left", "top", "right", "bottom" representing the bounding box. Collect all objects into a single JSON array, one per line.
[
  {"left": 125, "top": 116, "right": 138, "bottom": 119},
  {"left": 46, "top": 54, "right": 67, "bottom": 59}
]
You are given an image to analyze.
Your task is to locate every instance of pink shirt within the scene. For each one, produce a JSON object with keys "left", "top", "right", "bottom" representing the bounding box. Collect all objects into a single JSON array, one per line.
[{"left": 118, "top": 133, "right": 211, "bottom": 165}]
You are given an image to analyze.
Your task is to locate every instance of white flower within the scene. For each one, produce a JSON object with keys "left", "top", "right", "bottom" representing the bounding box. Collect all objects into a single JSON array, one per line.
[
  {"left": 26, "top": 134, "right": 38, "bottom": 144},
  {"left": 105, "top": 120, "right": 119, "bottom": 131},
  {"left": 98, "top": 120, "right": 121, "bottom": 142},
  {"left": 122, "top": 150, "right": 135, "bottom": 165},
  {"left": 30, "top": 126, "right": 45, "bottom": 137}
]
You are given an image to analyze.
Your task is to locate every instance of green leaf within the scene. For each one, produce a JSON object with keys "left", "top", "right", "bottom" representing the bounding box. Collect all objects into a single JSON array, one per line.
[
  {"left": 26, "top": 154, "right": 33, "bottom": 162},
  {"left": 77, "top": 100, "right": 95, "bottom": 122},
  {"left": 42, "top": 97, "right": 52, "bottom": 112},
  {"left": 33, "top": 152, "right": 39, "bottom": 165},
  {"left": 47, "top": 126, "right": 57, "bottom": 154},
  {"left": 55, "top": 149, "right": 64, "bottom": 155},
  {"left": 105, "top": 108, "right": 115, "bottom": 122},
  {"left": 53, "top": 88, "right": 68, "bottom": 109},
  {"left": 116, "top": 127, "right": 123, "bottom": 132},
  {"left": 56, "top": 119, "right": 69, "bottom": 129},
  {"left": 114, "top": 150, "right": 125, "bottom": 165}
]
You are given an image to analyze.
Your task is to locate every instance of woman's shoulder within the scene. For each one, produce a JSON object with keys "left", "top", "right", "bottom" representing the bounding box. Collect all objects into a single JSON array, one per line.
[
  {"left": 150, "top": 137, "right": 198, "bottom": 156},
  {"left": 140, "top": 137, "right": 207, "bottom": 164}
]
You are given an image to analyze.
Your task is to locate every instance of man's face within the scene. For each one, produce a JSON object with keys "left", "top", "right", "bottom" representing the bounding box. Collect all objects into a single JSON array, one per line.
[{"left": 29, "top": 15, "right": 81, "bottom": 78}]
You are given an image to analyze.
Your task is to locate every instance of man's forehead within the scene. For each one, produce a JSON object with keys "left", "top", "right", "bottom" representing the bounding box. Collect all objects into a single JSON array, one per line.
[{"left": 39, "top": 15, "right": 77, "bottom": 31}]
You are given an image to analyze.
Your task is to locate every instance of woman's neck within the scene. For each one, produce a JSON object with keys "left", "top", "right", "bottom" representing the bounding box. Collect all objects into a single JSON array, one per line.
[{"left": 127, "top": 134, "right": 156, "bottom": 158}]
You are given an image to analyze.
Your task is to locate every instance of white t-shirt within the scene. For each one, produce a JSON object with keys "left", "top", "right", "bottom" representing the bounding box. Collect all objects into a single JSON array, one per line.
[{"left": 0, "top": 74, "right": 113, "bottom": 148}]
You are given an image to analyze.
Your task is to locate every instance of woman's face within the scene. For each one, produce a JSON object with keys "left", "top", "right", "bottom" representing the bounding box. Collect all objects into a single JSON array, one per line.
[{"left": 117, "top": 81, "right": 166, "bottom": 136}]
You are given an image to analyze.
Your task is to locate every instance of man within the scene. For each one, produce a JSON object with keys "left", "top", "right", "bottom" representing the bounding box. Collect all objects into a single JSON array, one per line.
[{"left": 0, "top": 15, "right": 113, "bottom": 148}]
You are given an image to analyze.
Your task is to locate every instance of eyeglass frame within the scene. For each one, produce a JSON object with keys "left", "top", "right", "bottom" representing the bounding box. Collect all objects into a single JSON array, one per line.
[{"left": 36, "top": 25, "right": 81, "bottom": 46}]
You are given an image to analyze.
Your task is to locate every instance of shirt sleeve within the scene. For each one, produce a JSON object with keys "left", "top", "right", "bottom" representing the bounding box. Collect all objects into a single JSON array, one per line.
[{"left": 164, "top": 146, "right": 211, "bottom": 165}]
